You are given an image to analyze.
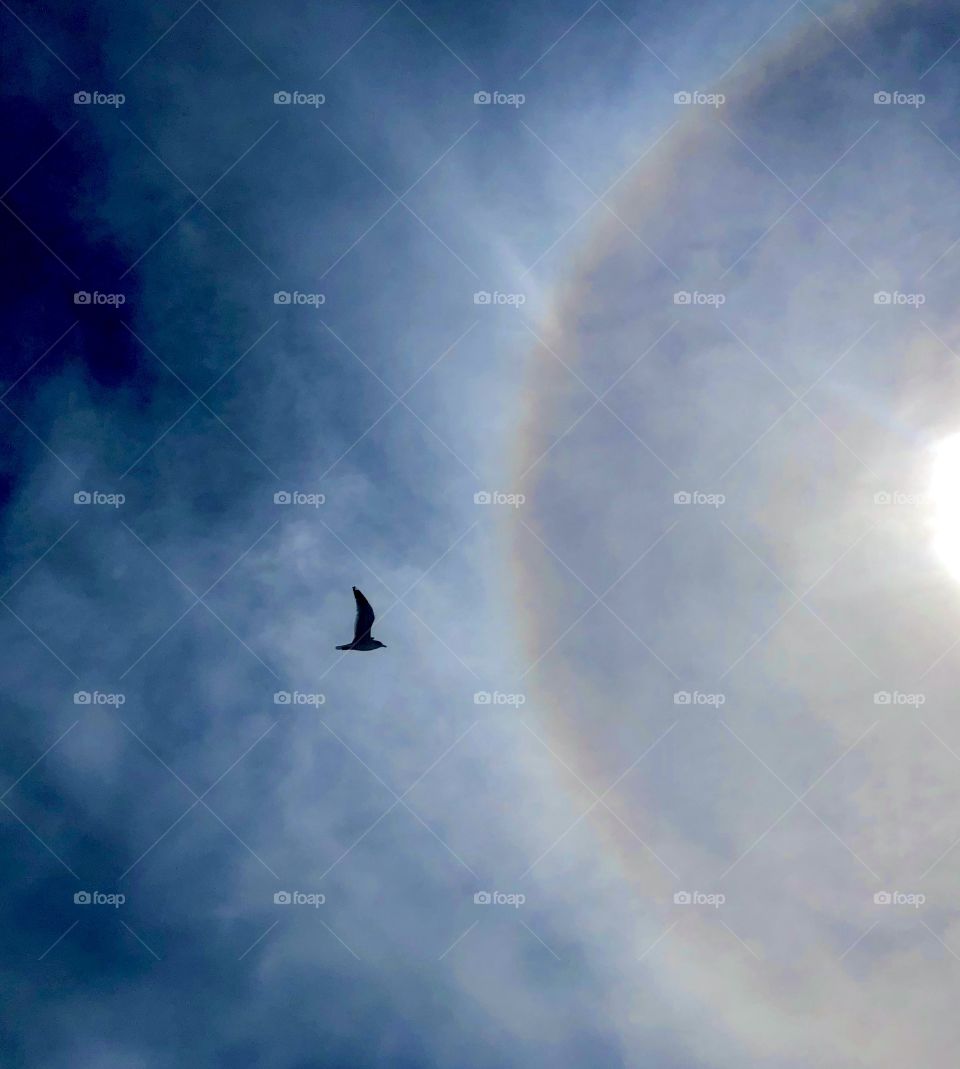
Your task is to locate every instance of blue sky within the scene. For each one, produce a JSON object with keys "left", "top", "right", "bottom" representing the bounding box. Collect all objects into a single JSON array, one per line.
[{"left": 4, "top": 0, "right": 960, "bottom": 1065}]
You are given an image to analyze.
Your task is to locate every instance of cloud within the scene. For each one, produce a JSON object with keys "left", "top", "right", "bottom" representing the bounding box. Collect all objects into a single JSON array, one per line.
[{"left": 514, "top": 0, "right": 960, "bottom": 1063}]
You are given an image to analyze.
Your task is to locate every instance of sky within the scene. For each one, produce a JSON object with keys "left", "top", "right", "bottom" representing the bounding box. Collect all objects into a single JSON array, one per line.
[{"left": 3, "top": 0, "right": 960, "bottom": 1065}]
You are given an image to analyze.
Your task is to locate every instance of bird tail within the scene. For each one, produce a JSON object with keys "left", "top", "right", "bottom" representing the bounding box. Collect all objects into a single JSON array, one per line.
[{"left": 335, "top": 644, "right": 351, "bottom": 651}]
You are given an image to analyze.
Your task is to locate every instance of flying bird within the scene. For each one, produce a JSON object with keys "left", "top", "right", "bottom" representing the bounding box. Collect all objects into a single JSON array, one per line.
[{"left": 336, "top": 586, "right": 387, "bottom": 651}]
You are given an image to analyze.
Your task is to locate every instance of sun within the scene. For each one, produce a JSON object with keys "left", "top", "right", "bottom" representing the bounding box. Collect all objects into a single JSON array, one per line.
[{"left": 930, "top": 434, "right": 960, "bottom": 580}]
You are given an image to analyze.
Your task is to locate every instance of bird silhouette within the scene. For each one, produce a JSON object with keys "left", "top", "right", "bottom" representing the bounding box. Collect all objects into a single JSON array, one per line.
[{"left": 336, "top": 586, "right": 387, "bottom": 651}]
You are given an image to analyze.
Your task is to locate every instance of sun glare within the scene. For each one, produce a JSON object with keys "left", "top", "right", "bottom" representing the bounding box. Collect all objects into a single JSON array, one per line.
[{"left": 930, "top": 434, "right": 960, "bottom": 580}]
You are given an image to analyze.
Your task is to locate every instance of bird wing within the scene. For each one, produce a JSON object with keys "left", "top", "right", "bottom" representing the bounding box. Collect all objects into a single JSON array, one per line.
[{"left": 352, "top": 586, "right": 375, "bottom": 641}]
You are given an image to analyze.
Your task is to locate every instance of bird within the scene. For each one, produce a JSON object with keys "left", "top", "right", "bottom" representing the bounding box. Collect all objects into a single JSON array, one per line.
[{"left": 336, "top": 586, "right": 387, "bottom": 651}]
